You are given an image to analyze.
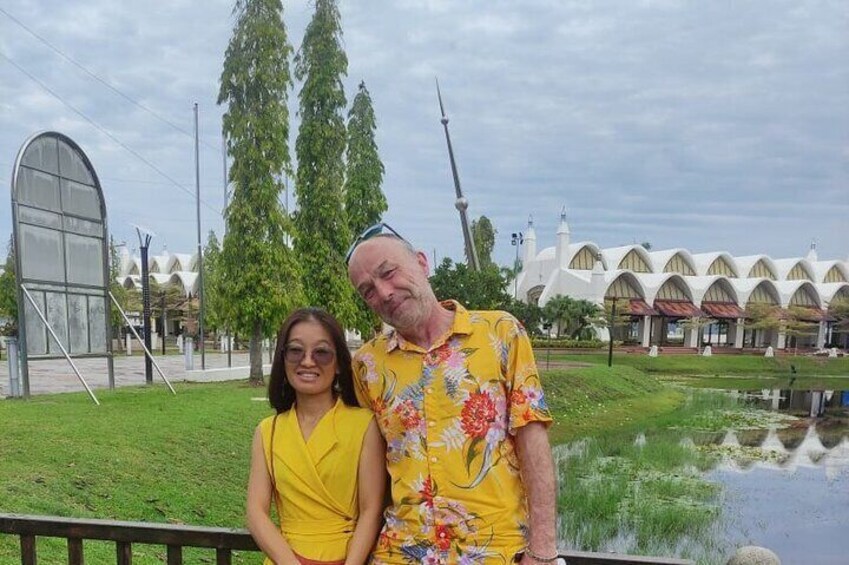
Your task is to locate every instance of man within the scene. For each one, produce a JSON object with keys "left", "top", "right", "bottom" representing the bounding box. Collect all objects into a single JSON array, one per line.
[{"left": 346, "top": 224, "right": 558, "bottom": 564}]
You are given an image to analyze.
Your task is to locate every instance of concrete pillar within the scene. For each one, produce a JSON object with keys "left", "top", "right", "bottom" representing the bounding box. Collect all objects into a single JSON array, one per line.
[
  {"left": 151, "top": 332, "right": 159, "bottom": 351},
  {"left": 776, "top": 330, "right": 787, "bottom": 350},
  {"left": 731, "top": 320, "right": 745, "bottom": 349},
  {"left": 685, "top": 327, "right": 699, "bottom": 348},
  {"left": 125, "top": 334, "right": 132, "bottom": 355},
  {"left": 816, "top": 321, "right": 827, "bottom": 349},
  {"left": 184, "top": 337, "right": 194, "bottom": 370},
  {"left": 176, "top": 334, "right": 183, "bottom": 353},
  {"left": 640, "top": 316, "right": 651, "bottom": 347}
]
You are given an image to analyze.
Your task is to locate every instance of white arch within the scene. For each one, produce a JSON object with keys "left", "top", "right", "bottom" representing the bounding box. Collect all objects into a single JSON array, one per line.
[
  {"left": 772, "top": 257, "right": 817, "bottom": 282},
  {"left": 691, "top": 251, "right": 740, "bottom": 278},
  {"left": 149, "top": 253, "right": 170, "bottom": 274},
  {"left": 166, "top": 253, "right": 193, "bottom": 274},
  {"left": 735, "top": 255, "right": 779, "bottom": 280},
  {"left": 168, "top": 271, "right": 199, "bottom": 297},
  {"left": 566, "top": 241, "right": 606, "bottom": 270},
  {"left": 121, "top": 275, "right": 141, "bottom": 290},
  {"left": 730, "top": 278, "right": 781, "bottom": 305},
  {"left": 817, "top": 282, "right": 849, "bottom": 306},
  {"left": 811, "top": 260, "right": 849, "bottom": 283},
  {"left": 686, "top": 275, "right": 739, "bottom": 306},
  {"left": 638, "top": 273, "right": 694, "bottom": 303},
  {"left": 648, "top": 248, "right": 697, "bottom": 275},
  {"left": 774, "top": 280, "right": 822, "bottom": 308},
  {"left": 603, "top": 271, "right": 647, "bottom": 299},
  {"left": 601, "top": 245, "right": 654, "bottom": 273}
]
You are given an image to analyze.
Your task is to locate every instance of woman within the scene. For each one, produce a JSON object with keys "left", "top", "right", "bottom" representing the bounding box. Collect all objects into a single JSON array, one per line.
[{"left": 247, "top": 308, "right": 385, "bottom": 565}]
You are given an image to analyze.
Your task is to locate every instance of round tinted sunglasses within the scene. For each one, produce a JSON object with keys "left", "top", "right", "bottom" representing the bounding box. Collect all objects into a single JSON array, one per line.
[{"left": 283, "top": 345, "right": 336, "bottom": 366}]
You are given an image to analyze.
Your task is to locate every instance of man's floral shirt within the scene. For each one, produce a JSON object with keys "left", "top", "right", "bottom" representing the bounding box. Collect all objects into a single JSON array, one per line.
[{"left": 352, "top": 302, "right": 553, "bottom": 564}]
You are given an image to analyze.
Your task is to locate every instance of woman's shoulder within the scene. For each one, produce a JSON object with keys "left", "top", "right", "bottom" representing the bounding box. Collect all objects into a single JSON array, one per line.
[{"left": 336, "top": 403, "right": 374, "bottom": 427}]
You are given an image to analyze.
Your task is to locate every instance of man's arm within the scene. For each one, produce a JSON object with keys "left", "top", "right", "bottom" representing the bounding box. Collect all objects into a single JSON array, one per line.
[{"left": 516, "top": 421, "right": 558, "bottom": 562}]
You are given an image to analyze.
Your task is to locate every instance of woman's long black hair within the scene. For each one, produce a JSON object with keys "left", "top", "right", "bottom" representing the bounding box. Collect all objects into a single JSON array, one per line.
[{"left": 268, "top": 307, "right": 359, "bottom": 413}]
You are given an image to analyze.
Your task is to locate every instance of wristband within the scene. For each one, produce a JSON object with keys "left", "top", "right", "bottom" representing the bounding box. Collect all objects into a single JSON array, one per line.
[{"left": 524, "top": 547, "right": 560, "bottom": 563}]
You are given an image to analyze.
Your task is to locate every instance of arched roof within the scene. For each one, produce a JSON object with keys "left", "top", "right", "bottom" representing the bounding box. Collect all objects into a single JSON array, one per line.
[
  {"left": 168, "top": 271, "right": 199, "bottom": 297},
  {"left": 149, "top": 253, "right": 170, "bottom": 274},
  {"left": 686, "top": 275, "right": 739, "bottom": 305},
  {"left": 121, "top": 275, "right": 141, "bottom": 290},
  {"left": 149, "top": 273, "right": 172, "bottom": 286},
  {"left": 691, "top": 252, "right": 740, "bottom": 278},
  {"left": 603, "top": 271, "right": 646, "bottom": 299},
  {"left": 731, "top": 278, "right": 781, "bottom": 305},
  {"left": 166, "top": 253, "right": 194, "bottom": 274},
  {"left": 648, "top": 248, "right": 697, "bottom": 276},
  {"left": 772, "top": 258, "right": 816, "bottom": 282},
  {"left": 566, "top": 242, "right": 606, "bottom": 270},
  {"left": 601, "top": 245, "right": 654, "bottom": 273},
  {"left": 812, "top": 260, "right": 849, "bottom": 283},
  {"left": 637, "top": 273, "right": 693, "bottom": 303},
  {"left": 734, "top": 255, "right": 779, "bottom": 280},
  {"left": 774, "top": 280, "right": 822, "bottom": 308},
  {"left": 817, "top": 283, "right": 849, "bottom": 306}
]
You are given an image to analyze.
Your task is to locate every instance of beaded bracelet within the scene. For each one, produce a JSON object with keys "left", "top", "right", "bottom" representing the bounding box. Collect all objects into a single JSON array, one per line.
[{"left": 524, "top": 547, "right": 560, "bottom": 563}]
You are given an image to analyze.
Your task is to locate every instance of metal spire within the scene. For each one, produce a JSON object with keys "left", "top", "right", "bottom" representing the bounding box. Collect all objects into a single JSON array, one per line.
[{"left": 436, "top": 78, "right": 480, "bottom": 271}]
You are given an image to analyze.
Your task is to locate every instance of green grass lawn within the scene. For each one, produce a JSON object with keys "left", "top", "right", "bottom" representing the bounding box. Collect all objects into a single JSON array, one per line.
[
  {"left": 1, "top": 381, "right": 273, "bottom": 564},
  {"left": 542, "top": 351, "right": 849, "bottom": 377}
]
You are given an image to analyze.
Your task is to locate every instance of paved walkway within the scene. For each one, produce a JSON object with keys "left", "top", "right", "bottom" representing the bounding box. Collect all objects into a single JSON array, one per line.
[{"left": 0, "top": 350, "right": 272, "bottom": 398}]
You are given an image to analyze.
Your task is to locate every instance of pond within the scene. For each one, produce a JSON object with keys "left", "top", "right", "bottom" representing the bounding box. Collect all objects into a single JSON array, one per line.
[{"left": 555, "top": 387, "right": 849, "bottom": 564}]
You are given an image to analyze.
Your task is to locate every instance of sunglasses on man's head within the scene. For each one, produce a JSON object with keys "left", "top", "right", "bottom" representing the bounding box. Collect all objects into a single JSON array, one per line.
[
  {"left": 283, "top": 345, "right": 336, "bottom": 366},
  {"left": 344, "top": 222, "right": 406, "bottom": 264}
]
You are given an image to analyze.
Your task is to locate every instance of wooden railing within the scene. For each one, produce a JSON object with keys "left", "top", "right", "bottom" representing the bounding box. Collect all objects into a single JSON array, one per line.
[{"left": 0, "top": 513, "right": 694, "bottom": 565}]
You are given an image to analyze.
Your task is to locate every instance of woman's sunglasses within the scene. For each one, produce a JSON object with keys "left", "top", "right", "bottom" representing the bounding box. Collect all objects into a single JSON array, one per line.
[
  {"left": 344, "top": 222, "right": 406, "bottom": 264},
  {"left": 283, "top": 345, "right": 336, "bottom": 366}
]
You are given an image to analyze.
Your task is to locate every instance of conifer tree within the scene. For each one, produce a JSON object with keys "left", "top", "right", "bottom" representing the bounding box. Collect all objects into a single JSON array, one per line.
[
  {"left": 345, "top": 80, "right": 386, "bottom": 337},
  {"left": 218, "top": 0, "right": 303, "bottom": 384},
  {"left": 293, "top": 0, "right": 355, "bottom": 327}
]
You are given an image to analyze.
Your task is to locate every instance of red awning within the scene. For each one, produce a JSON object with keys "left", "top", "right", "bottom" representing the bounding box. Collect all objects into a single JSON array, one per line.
[
  {"left": 700, "top": 301, "right": 746, "bottom": 320},
  {"left": 653, "top": 299, "right": 704, "bottom": 318},
  {"left": 623, "top": 298, "right": 657, "bottom": 317}
]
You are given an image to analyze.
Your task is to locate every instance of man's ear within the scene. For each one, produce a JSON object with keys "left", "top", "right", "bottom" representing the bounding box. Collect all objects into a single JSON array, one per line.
[{"left": 415, "top": 250, "right": 430, "bottom": 276}]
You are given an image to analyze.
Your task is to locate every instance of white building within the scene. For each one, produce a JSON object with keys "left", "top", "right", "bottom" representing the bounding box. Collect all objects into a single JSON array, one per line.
[{"left": 515, "top": 209, "right": 849, "bottom": 350}]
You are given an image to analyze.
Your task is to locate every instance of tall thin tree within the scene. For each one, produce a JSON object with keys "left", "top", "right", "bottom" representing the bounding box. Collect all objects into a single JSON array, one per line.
[
  {"left": 345, "top": 80, "right": 386, "bottom": 337},
  {"left": 218, "top": 0, "right": 304, "bottom": 384},
  {"left": 293, "top": 0, "right": 355, "bottom": 327}
]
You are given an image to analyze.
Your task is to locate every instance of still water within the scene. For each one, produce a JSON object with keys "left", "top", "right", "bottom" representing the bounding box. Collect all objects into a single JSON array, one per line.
[{"left": 708, "top": 390, "right": 849, "bottom": 565}]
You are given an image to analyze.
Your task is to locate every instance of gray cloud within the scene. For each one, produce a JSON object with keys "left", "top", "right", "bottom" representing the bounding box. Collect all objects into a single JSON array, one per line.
[{"left": 0, "top": 0, "right": 846, "bottom": 268}]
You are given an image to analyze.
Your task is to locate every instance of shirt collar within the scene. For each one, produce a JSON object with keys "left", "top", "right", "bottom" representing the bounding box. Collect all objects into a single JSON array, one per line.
[{"left": 385, "top": 300, "right": 472, "bottom": 353}]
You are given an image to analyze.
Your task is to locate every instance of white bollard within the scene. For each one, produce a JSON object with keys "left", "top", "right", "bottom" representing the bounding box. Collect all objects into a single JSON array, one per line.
[
  {"left": 220, "top": 335, "right": 226, "bottom": 351},
  {"left": 125, "top": 334, "right": 132, "bottom": 356},
  {"left": 702, "top": 345, "right": 712, "bottom": 357},
  {"left": 648, "top": 345, "right": 659, "bottom": 357},
  {"left": 828, "top": 347, "right": 837, "bottom": 358},
  {"left": 764, "top": 346, "right": 774, "bottom": 358},
  {"left": 177, "top": 335, "right": 183, "bottom": 353},
  {"left": 184, "top": 337, "right": 194, "bottom": 370},
  {"left": 151, "top": 333, "right": 159, "bottom": 351}
]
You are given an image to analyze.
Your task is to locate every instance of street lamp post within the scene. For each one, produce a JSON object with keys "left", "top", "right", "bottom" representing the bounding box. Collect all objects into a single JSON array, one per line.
[
  {"left": 136, "top": 227, "right": 154, "bottom": 384},
  {"left": 511, "top": 232, "right": 523, "bottom": 300},
  {"left": 608, "top": 296, "right": 618, "bottom": 368}
]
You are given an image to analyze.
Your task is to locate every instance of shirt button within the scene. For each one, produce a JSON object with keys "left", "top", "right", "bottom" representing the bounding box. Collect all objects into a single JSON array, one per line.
[
  {"left": 430, "top": 456, "right": 438, "bottom": 463},
  {"left": 426, "top": 387, "right": 433, "bottom": 394},
  {"left": 428, "top": 420, "right": 436, "bottom": 427}
]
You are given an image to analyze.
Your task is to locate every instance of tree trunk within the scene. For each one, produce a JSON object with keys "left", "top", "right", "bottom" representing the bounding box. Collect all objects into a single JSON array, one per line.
[{"left": 249, "top": 319, "right": 264, "bottom": 385}]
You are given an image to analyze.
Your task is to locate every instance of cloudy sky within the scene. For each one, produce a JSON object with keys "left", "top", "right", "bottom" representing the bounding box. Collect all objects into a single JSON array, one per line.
[{"left": 1, "top": 0, "right": 847, "bottom": 269}]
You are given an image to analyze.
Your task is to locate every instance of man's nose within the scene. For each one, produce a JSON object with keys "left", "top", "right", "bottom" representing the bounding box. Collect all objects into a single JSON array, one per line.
[{"left": 373, "top": 279, "right": 394, "bottom": 301}]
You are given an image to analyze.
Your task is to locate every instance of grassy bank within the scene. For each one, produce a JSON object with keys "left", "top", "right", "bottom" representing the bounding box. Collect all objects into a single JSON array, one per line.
[
  {"left": 543, "top": 352, "right": 849, "bottom": 377},
  {"left": 0, "top": 366, "right": 689, "bottom": 563}
]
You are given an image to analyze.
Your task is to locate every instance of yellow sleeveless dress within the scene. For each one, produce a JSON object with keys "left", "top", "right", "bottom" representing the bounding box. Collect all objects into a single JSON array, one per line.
[{"left": 259, "top": 399, "right": 373, "bottom": 563}]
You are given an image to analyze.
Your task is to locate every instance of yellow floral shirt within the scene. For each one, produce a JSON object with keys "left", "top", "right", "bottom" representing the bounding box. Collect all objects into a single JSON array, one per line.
[{"left": 352, "top": 301, "right": 553, "bottom": 564}]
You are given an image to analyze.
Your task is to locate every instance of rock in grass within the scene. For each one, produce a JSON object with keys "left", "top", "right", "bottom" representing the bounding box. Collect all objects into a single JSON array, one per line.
[{"left": 727, "top": 545, "right": 780, "bottom": 565}]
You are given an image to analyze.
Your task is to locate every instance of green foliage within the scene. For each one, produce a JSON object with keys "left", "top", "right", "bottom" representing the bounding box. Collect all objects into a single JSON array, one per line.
[
  {"left": 344, "top": 81, "right": 386, "bottom": 237},
  {"left": 202, "top": 230, "right": 225, "bottom": 333},
  {"left": 531, "top": 338, "right": 604, "bottom": 349},
  {"left": 218, "top": 0, "right": 304, "bottom": 382},
  {"left": 107, "top": 238, "right": 129, "bottom": 345},
  {"left": 293, "top": 0, "right": 355, "bottom": 327},
  {"left": 542, "top": 294, "right": 603, "bottom": 339},
  {"left": 502, "top": 298, "right": 544, "bottom": 335},
  {"left": 829, "top": 296, "right": 849, "bottom": 333},
  {"left": 744, "top": 302, "right": 782, "bottom": 331},
  {"left": 429, "top": 258, "right": 511, "bottom": 311},
  {"left": 471, "top": 215, "right": 496, "bottom": 267},
  {"left": 344, "top": 80, "right": 386, "bottom": 337},
  {"left": 0, "top": 236, "right": 18, "bottom": 335}
]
